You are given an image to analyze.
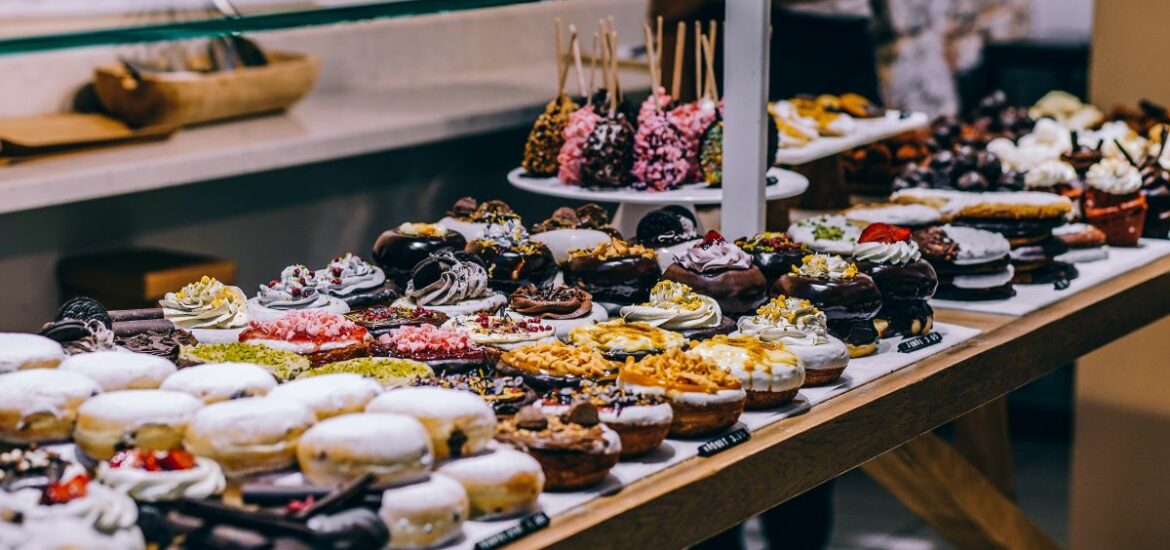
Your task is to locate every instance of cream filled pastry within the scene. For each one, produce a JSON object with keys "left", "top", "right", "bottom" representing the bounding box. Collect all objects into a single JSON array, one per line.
[
  {"left": 774, "top": 254, "right": 882, "bottom": 358},
  {"left": 370, "top": 324, "right": 492, "bottom": 376},
  {"left": 315, "top": 253, "right": 395, "bottom": 308},
  {"left": 442, "top": 313, "right": 555, "bottom": 351},
  {"left": 620, "top": 281, "right": 731, "bottom": 339},
  {"left": 736, "top": 296, "right": 849, "bottom": 386},
  {"left": 0, "top": 333, "right": 66, "bottom": 373},
  {"left": 0, "top": 467, "right": 143, "bottom": 548},
  {"left": 184, "top": 397, "right": 317, "bottom": 477},
  {"left": 618, "top": 349, "right": 746, "bottom": 437},
  {"left": 687, "top": 335, "right": 804, "bottom": 409},
  {"left": 296, "top": 412, "right": 433, "bottom": 488},
  {"left": 159, "top": 362, "right": 278, "bottom": 404},
  {"left": 436, "top": 447, "right": 544, "bottom": 520},
  {"left": 567, "top": 319, "right": 687, "bottom": 361},
  {"left": 851, "top": 223, "right": 937, "bottom": 339},
  {"left": 249, "top": 264, "right": 350, "bottom": 321},
  {"left": 393, "top": 250, "right": 507, "bottom": 316},
  {"left": 378, "top": 473, "right": 469, "bottom": 550},
  {"left": 366, "top": 387, "right": 496, "bottom": 460},
  {"left": 789, "top": 215, "right": 862, "bottom": 255},
  {"left": 537, "top": 381, "right": 673, "bottom": 457},
  {"left": 0, "top": 369, "right": 102, "bottom": 445},
  {"left": 662, "top": 231, "right": 769, "bottom": 316},
  {"left": 494, "top": 404, "right": 622, "bottom": 490},
  {"left": 73, "top": 390, "right": 202, "bottom": 460},
  {"left": 58, "top": 351, "right": 176, "bottom": 391},
  {"left": 98, "top": 448, "right": 226, "bottom": 502},
  {"left": 267, "top": 373, "right": 383, "bottom": 420},
  {"left": 238, "top": 310, "right": 371, "bottom": 367},
  {"left": 160, "top": 276, "right": 249, "bottom": 344}
]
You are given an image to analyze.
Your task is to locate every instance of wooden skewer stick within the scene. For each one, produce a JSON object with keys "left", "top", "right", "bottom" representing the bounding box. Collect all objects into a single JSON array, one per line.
[
  {"left": 694, "top": 21, "right": 703, "bottom": 101},
  {"left": 611, "top": 29, "right": 622, "bottom": 105},
  {"left": 656, "top": 15, "right": 664, "bottom": 82},
  {"left": 569, "top": 27, "right": 586, "bottom": 99},
  {"left": 587, "top": 33, "right": 599, "bottom": 106},
  {"left": 554, "top": 18, "right": 564, "bottom": 93},
  {"left": 672, "top": 21, "right": 686, "bottom": 99},
  {"left": 703, "top": 34, "right": 718, "bottom": 102},
  {"left": 643, "top": 22, "right": 660, "bottom": 111},
  {"left": 607, "top": 31, "right": 619, "bottom": 116}
]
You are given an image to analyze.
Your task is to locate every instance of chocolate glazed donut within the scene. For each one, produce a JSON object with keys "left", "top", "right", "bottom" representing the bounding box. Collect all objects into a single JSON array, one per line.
[
  {"left": 466, "top": 242, "right": 559, "bottom": 293},
  {"left": 749, "top": 249, "right": 807, "bottom": 283},
  {"left": 856, "top": 260, "right": 938, "bottom": 301},
  {"left": 564, "top": 255, "right": 662, "bottom": 305},
  {"left": 775, "top": 274, "right": 882, "bottom": 347},
  {"left": 661, "top": 265, "right": 768, "bottom": 317},
  {"left": 372, "top": 231, "right": 467, "bottom": 286}
]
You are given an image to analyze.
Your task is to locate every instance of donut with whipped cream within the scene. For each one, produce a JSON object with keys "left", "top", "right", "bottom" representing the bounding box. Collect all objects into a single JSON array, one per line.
[
  {"left": 297, "top": 412, "right": 433, "bottom": 488},
  {"left": 73, "top": 390, "right": 202, "bottom": 460},
  {"left": 662, "top": 232, "right": 769, "bottom": 316},
  {"left": 365, "top": 387, "right": 496, "bottom": 460},
  {"left": 159, "top": 276, "right": 249, "bottom": 344},
  {"left": 0, "top": 469, "right": 144, "bottom": 549},
  {"left": 536, "top": 382, "right": 673, "bottom": 457},
  {"left": 238, "top": 310, "right": 371, "bottom": 367},
  {"left": 618, "top": 349, "right": 746, "bottom": 436},
  {"left": 246, "top": 264, "right": 351, "bottom": 322},
  {"left": 159, "top": 362, "right": 277, "bottom": 404},
  {"left": 378, "top": 473, "right": 469, "bottom": 550},
  {"left": 0, "top": 333, "right": 66, "bottom": 374},
  {"left": 620, "top": 280, "right": 734, "bottom": 340},
  {"left": 392, "top": 250, "right": 508, "bottom": 316},
  {"left": 436, "top": 447, "right": 544, "bottom": 519},
  {"left": 267, "top": 373, "right": 382, "bottom": 419},
  {"left": 184, "top": 397, "right": 316, "bottom": 477},
  {"left": 98, "top": 449, "right": 226, "bottom": 502},
  {"left": 0, "top": 369, "right": 101, "bottom": 444},
  {"left": 59, "top": 351, "right": 176, "bottom": 391},
  {"left": 687, "top": 335, "right": 805, "bottom": 409},
  {"left": 736, "top": 296, "right": 849, "bottom": 386}
]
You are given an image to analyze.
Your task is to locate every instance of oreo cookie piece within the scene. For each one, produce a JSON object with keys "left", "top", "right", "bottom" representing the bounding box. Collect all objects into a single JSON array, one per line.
[
  {"left": 410, "top": 251, "right": 484, "bottom": 290},
  {"left": 54, "top": 296, "right": 112, "bottom": 328},
  {"left": 636, "top": 206, "right": 699, "bottom": 246}
]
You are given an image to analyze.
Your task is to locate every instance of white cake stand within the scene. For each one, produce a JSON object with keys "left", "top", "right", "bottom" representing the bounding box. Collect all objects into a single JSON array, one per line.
[{"left": 507, "top": 167, "right": 808, "bottom": 237}]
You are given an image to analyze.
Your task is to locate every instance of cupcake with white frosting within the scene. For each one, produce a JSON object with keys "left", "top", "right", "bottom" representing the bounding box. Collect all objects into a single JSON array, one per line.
[
  {"left": 248, "top": 264, "right": 350, "bottom": 322},
  {"left": 620, "top": 281, "right": 734, "bottom": 339},
  {"left": 737, "top": 296, "right": 849, "bottom": 386},
  {"left": 315, "top": 253, "right": 397, "bottom": 308},
  {"left": 1084, "top": 157, "right": 1148, "bottom": 246}
]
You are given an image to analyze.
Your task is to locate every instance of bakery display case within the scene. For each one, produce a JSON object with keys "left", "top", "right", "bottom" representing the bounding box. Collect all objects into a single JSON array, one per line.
[{"left": 0, "top": 0, "right": 1169, "bottom": 548}]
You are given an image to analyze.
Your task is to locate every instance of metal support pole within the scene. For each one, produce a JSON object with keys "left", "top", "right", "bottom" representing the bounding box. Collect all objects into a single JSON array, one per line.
[{"left": 721, "top": 0, "right": 771, "bottom": 238}]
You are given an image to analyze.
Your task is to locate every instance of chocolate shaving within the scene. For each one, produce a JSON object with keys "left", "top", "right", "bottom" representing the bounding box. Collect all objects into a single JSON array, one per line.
[
  {"left": 565, "top": 402, "right": 600, "bottom": 427},
  {"left": 291, "top": 473, "right": 375, "bottom": 520},
  {"left": 514, "top": 407, "right": 548, "bottom": 431}
]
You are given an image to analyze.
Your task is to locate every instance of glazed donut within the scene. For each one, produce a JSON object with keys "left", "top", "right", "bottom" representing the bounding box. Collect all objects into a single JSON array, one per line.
[
  {"left": 266, "top": 374, "right": 382, "bottom": 420},
  {"left": 378, "top": 474, "right": 469, "bottom": 550},
  {"left": 184, "top": 397, "right": 316, "bottom": 477},
  {"left": 159, "top": 362, "right": 278, "bottom": 404},
  {"left": 0, "top": 370, "right": 101, "bottom": 444},
  {"left": 73, "top": 390, "right": 202, "bottom": 460},
  {"left": 0, "top": 333, "right": 66, "bottom": 373},
  {"left": 365, "top": 387, "right": 496, "bottom": 460},
  {"left": 296, "top": 413, "right": 433, "bottom": 488},
  {"left": 436, "top": 447, "right": 544, "bottom": 519},
  {"left": 58, "top": 351, "right": 176, "bottom": 391}
]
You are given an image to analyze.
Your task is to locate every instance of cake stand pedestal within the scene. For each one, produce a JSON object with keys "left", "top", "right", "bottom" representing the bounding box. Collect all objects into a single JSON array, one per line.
[{"left": 507, "top": 167, "right": 809, "bottom": 238}]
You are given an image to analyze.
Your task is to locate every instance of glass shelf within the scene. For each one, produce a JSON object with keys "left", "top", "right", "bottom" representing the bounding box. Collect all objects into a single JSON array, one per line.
[{"left": 0, "top": 0, "right": 536, "bottom": 56}]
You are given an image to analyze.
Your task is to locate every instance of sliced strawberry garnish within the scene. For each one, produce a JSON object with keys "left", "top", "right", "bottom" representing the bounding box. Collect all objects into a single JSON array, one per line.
[
  {"left": 858, "top": 223, "right": 912, "bottom": 244},
  {"left": 41, "top": 474, "right": 88, "bottom": 505},
  {"left": 108, "top": 449, "right": 138, "bottom": 469},
  {"left": 160, "top": 449, "right": 197, "bottom": 471},
  {"left": 140, "top": 452, "right": 161, "bottom": 472},
  {"left": 701, "top": 230, "right": 726, "bottom": 246}
]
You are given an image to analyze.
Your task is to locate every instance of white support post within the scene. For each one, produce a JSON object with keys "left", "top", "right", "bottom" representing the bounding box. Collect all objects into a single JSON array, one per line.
[{"left": 721, "top": 0, "right": 771, "bottom": 239}]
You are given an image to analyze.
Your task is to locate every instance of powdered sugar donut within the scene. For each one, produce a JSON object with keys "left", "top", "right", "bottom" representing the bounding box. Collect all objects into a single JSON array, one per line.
[
  {"left": 378, "top": 473, "right": 469, "bottom": 550},
  {"left": 184, "top": 397, "right": 316, "bottom": 477},
  {"left": 436, "top": 447, "right": 544, "bottom": 519},
  {"left": 0, "top": 369, "right": 101, "bottom": 444},
  {"left": 296, "top": 413, "right": 433, "bottom": 488},
  {"left": 160, "top": 362, "right": 277, "bottom": 404},
  {"left": 267, "top": 374, "right": 382, "bottom": 419},
  {"left": 73, "top": 390, "right": 202, "bottom": 460},
  {"left": 59, "top": 351, "right": 176, "bottom": 391},
  {"left": 0, "top": 333, "right": 66, "bottom": 373},
  {"left": 365, "top": 387, "right": 495, "bottom": 460}
]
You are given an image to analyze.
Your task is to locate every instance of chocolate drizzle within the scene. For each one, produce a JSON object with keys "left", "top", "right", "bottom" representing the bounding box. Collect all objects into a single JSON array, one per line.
[{"left": 509, "top": 285, "right": 593, "bottom": 319}]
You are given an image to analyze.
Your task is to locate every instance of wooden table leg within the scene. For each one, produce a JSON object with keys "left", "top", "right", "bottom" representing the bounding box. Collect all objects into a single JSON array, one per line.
[
  {"left": 953, "top": 397, "right": 1017, "bottom": 500},
  {"left": 861, "top": 433, "right": 1061, "bottom": 550}
]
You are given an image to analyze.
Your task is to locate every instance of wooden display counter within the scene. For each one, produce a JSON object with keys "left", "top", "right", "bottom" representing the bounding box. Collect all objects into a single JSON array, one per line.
[{"left": 504, "top": 255, "right": 1170, "bottom": 549}]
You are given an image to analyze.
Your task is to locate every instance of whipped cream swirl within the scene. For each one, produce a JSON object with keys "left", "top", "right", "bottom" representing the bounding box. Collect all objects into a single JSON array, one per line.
[
  {"left": 255, "top": 265, "right": 332, "bottom": 310},
  {"left": 737, "top": 296, "right": 828, "bottom": 346},
  {"left": 479, "top": 219, "right": 531, "bottom": 249},
  {"left": 3, "top": 473, "right": 139, "bottom": 534},
  {"left": 97, "top": 458, "right": 226, "bottom": 502},
  {"left": 676, "top": 241, "right": 753, "bottom": 273},
  {"left": 397, "top": 222, "right": 449, "bottom": 237},
  {"left": 852, "top": 239, "right": 921, "bottom": 265},
  {"left": 1086, "top": 158, "right": 1142, "bottom": 195},
  {"left": 316, "top": 254, "right": 386, "bottom": 297},
  {"left": 407, "top": 252, "right": 491, "bottom": 306},
  {"left": 160, "top": 276, "right": 248, "bottom": 329},
  {"left": 793, "top": 254, "right": 858, "bottom": 280},
  {"left": 620, "top": 281, "right": 721, "bottom": 330},
  {"left": 1024, "top": 160, "right": 1077, "bottom": 189}
]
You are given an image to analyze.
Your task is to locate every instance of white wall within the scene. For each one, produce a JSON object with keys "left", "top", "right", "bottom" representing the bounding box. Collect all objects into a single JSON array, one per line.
[{"left": 1030, "top": 0, "right": 1094, "bottom": 39}]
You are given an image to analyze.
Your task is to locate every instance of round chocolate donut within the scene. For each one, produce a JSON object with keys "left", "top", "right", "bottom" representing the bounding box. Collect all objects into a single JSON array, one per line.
[
  {"left": 856, "top": 259, "right": 938, "bottom": 302},
  {"left": 465, "top": 241, "right": 559, "bottom": 293},
  {"left": 773, "top": 273, "right": 883, "bottom": 323},
  {"left": 373, "top": 230, "right": 467, "bottom": 286},
  {"left": 564, "top": 255, "right": 662, "bottom": 305}
]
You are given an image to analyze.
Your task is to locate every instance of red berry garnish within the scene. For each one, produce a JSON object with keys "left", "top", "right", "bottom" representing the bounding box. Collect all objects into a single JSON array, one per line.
[
  {"left": 332, "top": 278, "right": 342, "bottom": 285},
  {"left": 701, "top": 230, "right": 726, "bottom": 246},
  {"left": 268, "top": 279, "right": 280, "bottom": 288},
  {"left": 858, "top": 223, "right": 912, "bottom": 244},
  {"left": 298, "top": 277, "right": 308, "bottom": 286},
  {"left": 293, "top": 268, "right": 301, "bottom": 276},
  {"left": 141, "top": 452, "right": 161, "bottom": 472},
  {"left": 332, "top": 267, "right": 343, "bottom": 276},
  {"left": 108, "top": 450, "right": 137, "bottom": 468},
  {"left": 291, "top": 287, "right": 303, "bottom": 297},
  {"left": 285, "top": 495, "right": 315, "bottom": 515},
  {"left": 160, "top": 449, "right": 196, "bottom": 471},
  {"left": 41, "top": 474, "right": 88, "bottom": 505}
]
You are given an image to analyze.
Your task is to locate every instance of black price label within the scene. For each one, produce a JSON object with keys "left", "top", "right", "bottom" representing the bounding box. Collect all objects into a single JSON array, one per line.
[
  {"left": 474, "top": 512, "right": 550, "bottom": 550},
  {"left": 898, "top": 332, "right": 943, "bottom": 353},
  {"left": 1054, "top": 278, "right": 1071, "bottom": 291},
  {"left": 698, "top": 428, "right": 751, "bottom": 457}
]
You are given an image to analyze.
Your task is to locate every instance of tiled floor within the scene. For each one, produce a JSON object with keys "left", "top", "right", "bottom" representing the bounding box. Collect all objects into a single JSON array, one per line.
[{"left": 737, "top": 434, "right": 1071, "bottom": 550}]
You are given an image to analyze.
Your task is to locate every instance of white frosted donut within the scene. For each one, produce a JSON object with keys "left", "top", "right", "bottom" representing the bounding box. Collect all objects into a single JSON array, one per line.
[
  {"left": 74, "top": 390, "right": 202, "bottom": 460},
  {"left": 184, "top": 397, "right": 316, "bottom": 477},
  {"left": 160, "top": 362, "right": 278, "bottom": 404},
  {"left": 379, "top": 474, "right": 469, "bottom": 550},
  {"left": 786, "top": 336, "right": 850, "bottom": 376},
  {"left": 436, "top": 448, "right": 544, "bottom": 519},
  {"left": 0, "top": 333, "right": 66, "bottom": 373},
  {"left": 59, "top": 351, "right": 176, "bottom": 391},
  {"left": 0, "top": 370, "right": 101, "bottom": 444},
  {"left": 297, "top": 413, "right": 433, "bottom": 488},
  {"left": 266, "top": 374, "right": 382, "bottom": 419},
  {"left": 365, "top": 388, "right": 496, "bottom": 460}
]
